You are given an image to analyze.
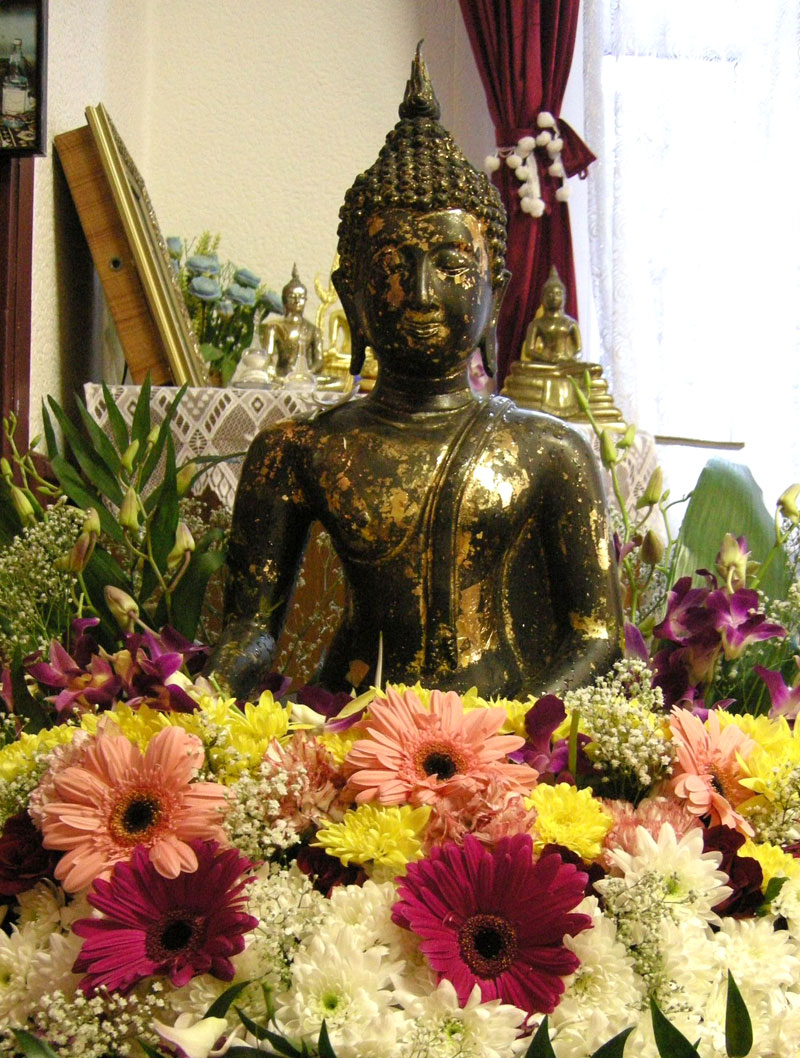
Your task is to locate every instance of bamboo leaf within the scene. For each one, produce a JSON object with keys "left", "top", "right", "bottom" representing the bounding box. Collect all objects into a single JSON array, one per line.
[
  {"left": 12, "top": 1030, "right": 61, "bottom": 1058},
  {"left": 234, "top": 1006, "right": 272, "bottom": 1042},
  {"left": 725, "top": 971, "right": 753, "bottom": 1056},
  {"left": 650, "top": 998, "right": 701, "bottom": 1058},
  {"left": 317, "top": 1022, "right": 340, "bottom": 1058},
  {"left": 41, "top": 400, "right": 58, "bottom": 460},
  {"left": 130, "top": 372, "right": 152, "bottom": 447},
  {"left": 670, "top": 458, "right": 789, "bottom": 599},
  {"left": 136, "top": 1041, "right": 170, "bottom": 1058},
  {"left": 524, "top": 1016, "right": 557, "bottom": 1058},
  {"left": 49, "top": 455, "right": 124, "bottom": 545},
  {"left": 139, "top": 382, "right": 188, "bottom": 491},
  {"left": 47, "top": 396, "right": 124, "bottom": 507},
  {"left": 101, "top": 381, "right": 130, "bottom": 450},
  {"left": 140, "top": 434, "right": 179, "bottom": 606},
  {"left": 591, "top": 1026, "right": 634, "bottom": 1057}
]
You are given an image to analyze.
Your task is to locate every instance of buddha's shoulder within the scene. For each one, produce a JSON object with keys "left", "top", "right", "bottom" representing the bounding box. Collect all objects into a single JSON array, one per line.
[{"left": 486, "top": 396, "right": 591, "bottom": 448}]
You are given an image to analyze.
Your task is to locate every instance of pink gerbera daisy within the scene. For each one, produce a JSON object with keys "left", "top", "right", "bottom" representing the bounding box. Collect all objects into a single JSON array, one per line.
[
  {"left": 392, "top": 833, "right": 591, "bottom": 1014},
  {"left": 40, "top": 726, "right": 229, "bottom": 891},
  {"left": 669, "top": 707, "right": 755, "bottom": 835},
  {"left": 344, "top": 686, "right": 537, "bottom": 805},
  {"left": 72, "top": 840, "right": 257, "bottom": 995}
]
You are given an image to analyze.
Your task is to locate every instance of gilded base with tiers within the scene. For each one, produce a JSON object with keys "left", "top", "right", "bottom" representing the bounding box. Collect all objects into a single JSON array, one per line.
[{"left": 502, "top": 360, "right": 624, "bottom": 424}]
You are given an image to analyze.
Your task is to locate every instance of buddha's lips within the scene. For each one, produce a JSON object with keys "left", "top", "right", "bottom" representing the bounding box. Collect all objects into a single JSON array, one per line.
[{"left": 401, "top": 312, "right": 447, "bottom": 341}]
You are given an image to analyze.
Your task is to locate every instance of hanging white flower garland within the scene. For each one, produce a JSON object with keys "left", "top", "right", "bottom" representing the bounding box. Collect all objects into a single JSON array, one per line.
[{"left": 484, "top": 111, "right": 571, "bottom": 217}]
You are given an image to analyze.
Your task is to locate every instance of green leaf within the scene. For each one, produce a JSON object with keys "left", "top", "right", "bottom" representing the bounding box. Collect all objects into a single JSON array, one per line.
[
  {"left": 234, "top": 1006, "right": 273, "bottom": 1042},
  {"left": 204, "top": 979, "right": 251, "bottom": 1018},
  {"left": 75, "top": 393, "right": 122, "bottom": 475},
  {"left": 317, "top": 1022, "right": 340, "bottom": 1058},
  {"left": 12, "top": 1029, "right": 61, "bottom": 1058},
  {"left": 101, "top": 381, "right": 130, "bottom": 451},
  {"left": 650, "top": 998, "right": 701, "bottom": 1058},
  {"left": 130, "top": 372, "right": 152, "bottom": 448},
  {"left": 222, "top": 1048, "right": 272, "bottom": 1058},
  {"left": 10, "top": 659, "right": 48, "bottom": 733},
  {"left": 47, "top": 396, "right": 124, "bottom": 507},
  {"left": 725, "top": 970, "right": 753, "bottom": 1056},
  {"left": 138, "top": 383, "right": 188, "bottom": 492},
  {"left": 49, "top": 455, "right": 124, "bottom": 545},
  {"left": 591, "top": 1026, "right": 635, "bottom": 1057},
  {"left": 169, "top": 532, "right": 227, "bottom": 638},
  {"left": 82, "top": 546, "right": 134, "bottom": 648},
  {"left": 41, "top": 400, "right": 59, "bottom": 460},
  {"left": 670, "top": 458, "right": 789, "bottom": 600},
  {"left": 524, "top": 1016, "right": 557, "bottom": 1058},
  {"left": 0, "top": 480, "right": 23, "bottom": 544},
  {"left": 136, "top": 1041, "right": 170, "bottom": 1058},
  {"left": 139, "top": 434, "right": 179, "bottom": 605}
]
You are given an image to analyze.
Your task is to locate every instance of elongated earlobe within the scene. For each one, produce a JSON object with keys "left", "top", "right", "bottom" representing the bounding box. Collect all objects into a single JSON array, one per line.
[
  {"left": 479, "top": 269, "right": 510, "bottom": 379},
  {"left": 332, "top": 267, "right": 367, "bottom": 375}
]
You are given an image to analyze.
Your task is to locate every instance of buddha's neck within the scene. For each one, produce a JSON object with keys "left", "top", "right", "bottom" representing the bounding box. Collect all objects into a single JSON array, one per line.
[{"left": 369, "top": 365, "right": 477, "bottom": 416}]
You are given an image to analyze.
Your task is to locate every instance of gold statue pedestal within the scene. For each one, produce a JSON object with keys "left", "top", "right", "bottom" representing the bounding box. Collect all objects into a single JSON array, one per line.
[{"left": 502, "top": 359, "right": 623, "bottom": 424}]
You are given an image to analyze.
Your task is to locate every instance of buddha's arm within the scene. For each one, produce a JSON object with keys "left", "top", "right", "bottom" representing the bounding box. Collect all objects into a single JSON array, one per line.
[
  {"left": 537, "top": 428, "right": 622, "bottom": 694},
  {"left": 206, "top": 427, "right": 312, "bottom": 697}
]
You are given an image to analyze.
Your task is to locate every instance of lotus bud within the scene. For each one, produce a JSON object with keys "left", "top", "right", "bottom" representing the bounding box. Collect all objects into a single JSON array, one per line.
[
  {"left": 778, "top": 483, "right": 800, "bottom": 523},
  {"left": 0, "top": 458, "right": 12, "bottom": 483},
  {"left": 176, "top": 462, "right": 198, "bottom": 498},
  {"left": 146, "top": 425, "right": 160, "bottom": 447},
  {"left": 104, "top": 585, "right": 139, "bottom": 631},
  {"left": 617, "top": 423, "right": 637, "bottom": 450},
  {"left": 120, "top": 439, "right": 140, "bottom": 473},
  {"left": 119, "top": 486, "right": 140, "bottom": 532},
  {"left": 637, "top": 467, "right": 664, "bottom": 509},
  {"left": 640, "top": 529, "right": 665, "bottom": 566},
  {"left": 599, "top": 429, "right": 619, "bottom": 468},
  {"left": 68, "top": 530, "right": 95, "bottom": 573},
  {"left": 167, "top": 521, "right": 195, "bottom": 570},
  {"left": 10, "top": 485, "right": 35, "bottom": 526},
  {"left": 82, "top": 506, "right": 101, "bottom": 537}
]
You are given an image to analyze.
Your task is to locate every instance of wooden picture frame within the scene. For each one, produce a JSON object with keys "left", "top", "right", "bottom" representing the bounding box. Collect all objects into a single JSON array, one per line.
[
  {"left": 54, "top": 104, "right": 207, "bottom": 386},
  {"left": 0, "top": 0, "right": 46, "bottom": 157}
]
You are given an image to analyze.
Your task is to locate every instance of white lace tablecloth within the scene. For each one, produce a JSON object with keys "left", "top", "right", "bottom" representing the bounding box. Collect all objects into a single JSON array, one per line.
[{"left": 84, "top": 385, "right": 320, "bottom": 510}]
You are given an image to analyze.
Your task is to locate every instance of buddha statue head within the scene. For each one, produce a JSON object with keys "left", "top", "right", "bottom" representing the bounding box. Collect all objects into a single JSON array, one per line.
[
  {"left": 332, "top": 44, "right": 509, "bottom": 380},
  {"left": 541, "top": 265, "right": 567, "bottom": 313},
  {"left": 282, "top": 263, "right": 308, "bottom": 317}
]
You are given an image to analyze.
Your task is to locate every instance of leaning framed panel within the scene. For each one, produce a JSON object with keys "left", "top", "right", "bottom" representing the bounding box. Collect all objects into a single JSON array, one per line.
[
  {"left": 54, "top": 104, "right": 206, "bottom": 386},
  {"left": 0, "top": 0, "right": 47, "bottom": 156}
]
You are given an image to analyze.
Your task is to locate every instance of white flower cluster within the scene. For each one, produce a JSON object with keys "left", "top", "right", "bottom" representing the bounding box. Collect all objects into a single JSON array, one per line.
[
  {"left": 32, "top": 984, "right": 170, "bottom": 1058},
  {"left": 743, "top": 759, "right": 800, "bottom": 846},
  {"left": 0, "top": 501, "right": 84, "bottom": 663},
  {"left": 564, "top": 658, "right": 673, "bottom": 796},
  {"left": 223, "top": 759, "right": 307, "bottom": 858},
  {"left": 484, "top": 112, "right": 571, "bottom": 217}
]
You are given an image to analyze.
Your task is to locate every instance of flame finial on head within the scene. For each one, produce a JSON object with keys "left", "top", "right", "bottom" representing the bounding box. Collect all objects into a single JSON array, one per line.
[{"left": 399, "top": 40, "right": 441, "bottom": 122}]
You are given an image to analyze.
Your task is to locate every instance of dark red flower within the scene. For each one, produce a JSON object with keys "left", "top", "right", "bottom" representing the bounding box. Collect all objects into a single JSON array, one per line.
[{"left": 0, "top": 811, "right": 59, "bottom": 896}]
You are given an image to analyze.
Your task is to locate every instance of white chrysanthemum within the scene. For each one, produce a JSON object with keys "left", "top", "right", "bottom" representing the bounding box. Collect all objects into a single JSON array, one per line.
[
  {"left": 773, "top": 874, "right": 800, "bottom": 935},
  {"left": 15, "top": 880, "right": 65, "bottom": 938},
  {"left": 26, "top": 929, "right": 83, "bottom": 1005},
  {"left": 167, "top": 973, "right": 233, "bottom": 1020},
  {"left": 326, "top": 879, "right": 397, "bottom": 945},
  {"left": 396, "top": 980, "right": 528, "bottom": 1058},
  {"left": 550, "top": 897, "right": 645, "bottom": 1058},
  {"left": 275, "top": 925, "right": 403, "bottom": 1058},
  {"left": 0, "top": 924, "right": 38, "bottom": 1024},
  {"left": 599, "top": 823, "right": 731, "bottom": 924}
]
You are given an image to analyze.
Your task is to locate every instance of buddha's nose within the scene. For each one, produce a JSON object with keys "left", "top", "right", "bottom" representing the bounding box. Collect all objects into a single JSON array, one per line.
[{"left": 411, "top": 254, "right": 435, "bottom": 306}]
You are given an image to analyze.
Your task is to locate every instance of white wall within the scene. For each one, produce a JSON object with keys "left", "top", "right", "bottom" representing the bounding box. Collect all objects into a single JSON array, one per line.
[{"left": 29, "top": 0, "right": 495, "bottom": 431}]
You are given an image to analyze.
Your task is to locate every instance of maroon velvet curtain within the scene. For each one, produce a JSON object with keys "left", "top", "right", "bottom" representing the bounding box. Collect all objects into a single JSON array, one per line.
[{"left": 458, "top": 0, "right": 595, "bottom": 385}]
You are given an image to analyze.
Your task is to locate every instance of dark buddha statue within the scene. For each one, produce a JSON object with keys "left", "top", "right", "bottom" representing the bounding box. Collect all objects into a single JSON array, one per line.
[{"left": 208, "top": 48, "right": 622, "bottom": 700}]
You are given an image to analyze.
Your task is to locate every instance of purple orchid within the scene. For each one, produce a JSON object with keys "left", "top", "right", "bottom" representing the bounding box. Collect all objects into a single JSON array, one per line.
[
  {"left": 25, "top": 619, "right": 122, "bottom": 717},
  {"left": 705, "top": 589, "right": 786, "bottom": 660},
  {"left": 754, "top": 659, "right": 800, "bottom": 720}
]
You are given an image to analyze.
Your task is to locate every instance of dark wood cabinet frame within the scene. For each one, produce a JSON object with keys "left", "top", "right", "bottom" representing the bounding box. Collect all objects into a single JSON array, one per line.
[{"left": 0, "top": 156, "right": 33, "bottom": 456}]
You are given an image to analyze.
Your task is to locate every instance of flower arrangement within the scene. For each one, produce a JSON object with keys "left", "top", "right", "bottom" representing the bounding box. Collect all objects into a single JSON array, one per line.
[
  {"left": 0, "top": 385, "right": 800, "bottom": 1057},
  {"left": 167, "top": 234, "right": 282, "bottom": 385}
]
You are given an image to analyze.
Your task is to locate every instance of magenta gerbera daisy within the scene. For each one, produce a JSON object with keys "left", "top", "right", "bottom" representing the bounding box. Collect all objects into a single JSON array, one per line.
[
  {"left": 72, "top": 840, "right": 257, "bottom": 996},
  {"left": 392, "top": 833, "right": 591, "bottom": 1014}
]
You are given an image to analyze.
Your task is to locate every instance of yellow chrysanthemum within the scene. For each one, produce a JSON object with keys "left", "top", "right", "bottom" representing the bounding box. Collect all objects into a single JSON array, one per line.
[
  {"left": 319, "top": 727, "right": 362, "bottom": 766},
  {"left": 82, "top": 703, "right": 171, "bottom": 748},
  {"left": 313, "top": 803, "right": 431, "bottom": 872},
  {"left": 740, "top": 838, "right": 800, "bottom": 891},
  {"left": 719, "top": 711, "right": 796, "bottom": 760},
  {"left": 527, "top": 782, "right": 613, "bottom": 862},
  {"left": 222, "top": 692, "right": 290, "bottom": 773},
  {"left": 0, "top": 724, "right": 76, "bottom": 782}
]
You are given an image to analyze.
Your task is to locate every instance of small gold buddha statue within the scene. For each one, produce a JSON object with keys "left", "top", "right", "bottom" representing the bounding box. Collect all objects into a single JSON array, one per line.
[
  {"left": 503, "top": 266, "right": 623, "bottom": 423},
  {"left": 260, "top": 264, "right": 324, "bottom": 378},
  {"left": 207, "top": 47, "right": 622, "bottom": 700}
]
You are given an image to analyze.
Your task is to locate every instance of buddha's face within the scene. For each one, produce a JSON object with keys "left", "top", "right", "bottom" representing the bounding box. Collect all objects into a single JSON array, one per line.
[
  {"left": 355, "top": 208, "right": 494, "bottom": 377},
  {"left": 284, "top": 288, "right": 306, "bottom": 315},
  {"left": 543, "top": 283, "right": 565, "bottom": 311}
]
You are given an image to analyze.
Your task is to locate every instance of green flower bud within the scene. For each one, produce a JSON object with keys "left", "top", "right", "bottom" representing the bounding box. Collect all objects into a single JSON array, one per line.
[
  {"left": 176, "top": 462, "right": 198, "bottom": 498},
  {"left": 640, "top": 528, "right": 665, "bottom": 566},
  {"left": 28, "top": 433, "right": 41, "bottom": 450},
  {"left": 637, "top": 466, "right": 664, "bottom": 509},
  {"left": 616, "top": 423, "right": 637, "bottom": 450},
  {"left": 82, "top": 507, "right": 101, "bottom": 537},
  {"left": 778, "top": 483, "right": 800, "bottom": 523},
  {"left": 599, "top": 429, "right": 619, "bottom": 468},
  {"left": 120, "top": 439, "right": 140, "bottom": 473},
  {"left": 10, "top": 485, "right": 35, "bottom": 526},
  {"left": 104, "top": 585, "right": 139, "bottom": 631},
  {"left": 167, "top": 521, "right": 196, "bottom": 570},
  {"left": 119, "top": 486, "right": 140, "bottom": 532},
  {"left": 146, "top": 425, "right": 160, "bottom": 447},
  {"left": 0, "top": 458, "right": 12, "bottom": 483}
]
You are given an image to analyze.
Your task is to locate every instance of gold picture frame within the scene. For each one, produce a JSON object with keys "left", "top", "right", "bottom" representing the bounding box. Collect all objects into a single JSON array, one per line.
[{"left": 55, "top": 103, "right": 206, "bottom": 386}]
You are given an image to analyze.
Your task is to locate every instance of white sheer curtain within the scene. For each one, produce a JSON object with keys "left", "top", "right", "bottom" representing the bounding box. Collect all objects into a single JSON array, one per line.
[{"left": 583, "top": 0, "right": 800, "bottom": 507}]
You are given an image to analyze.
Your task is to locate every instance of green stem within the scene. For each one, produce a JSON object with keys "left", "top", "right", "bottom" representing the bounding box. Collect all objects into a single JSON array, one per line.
[{"left": 568, "top": 708, "right": 581, "bottom": 782}]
